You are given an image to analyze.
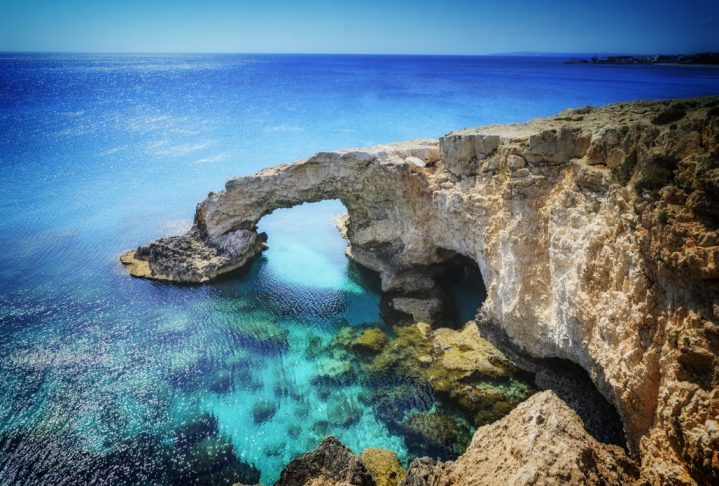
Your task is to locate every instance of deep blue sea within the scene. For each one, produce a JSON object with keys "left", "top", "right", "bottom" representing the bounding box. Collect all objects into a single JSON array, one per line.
[{"left": 0, "top": 54, "right": 717, "bottom": 484}]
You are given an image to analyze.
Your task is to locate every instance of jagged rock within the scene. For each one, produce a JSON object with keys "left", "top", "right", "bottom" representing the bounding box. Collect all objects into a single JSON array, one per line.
[
  {"left": 408, "top": 391, "right": 639, "bottom": 486},
  {"left": 360, "top": 448, "right": 406, "bottom": 486},
  {"left": 275, "top": 436, "right": 375, "bottom": 486},
  {"left": 399, "top": 458, "right": 453, "bottom": 486},
  {"left": 125, "top": 97, "right": 719, "bottom": 483}
]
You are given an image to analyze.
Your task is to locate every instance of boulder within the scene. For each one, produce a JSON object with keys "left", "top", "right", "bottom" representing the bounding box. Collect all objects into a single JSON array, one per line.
[
  {"left": 360, "top": 448, "right": 407, "bottom": 486},
  {"left": 276, "top": 436, "right": 375, "bottom": 486}
]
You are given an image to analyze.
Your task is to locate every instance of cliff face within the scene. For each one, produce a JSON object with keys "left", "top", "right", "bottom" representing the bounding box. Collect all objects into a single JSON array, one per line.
[{"left": 122, "top": 97, "right": 719, "bottom": 484}]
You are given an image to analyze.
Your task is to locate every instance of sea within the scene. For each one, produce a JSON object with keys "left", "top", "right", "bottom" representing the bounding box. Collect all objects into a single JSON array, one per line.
[{"left": 0, "top": 53, "right": 717, "bottom": 484}]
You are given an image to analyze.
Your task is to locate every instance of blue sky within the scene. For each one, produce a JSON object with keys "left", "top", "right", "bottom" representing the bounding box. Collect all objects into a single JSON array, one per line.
[{"left": 1, "top": 0, "right": 717, "bottom": 54}]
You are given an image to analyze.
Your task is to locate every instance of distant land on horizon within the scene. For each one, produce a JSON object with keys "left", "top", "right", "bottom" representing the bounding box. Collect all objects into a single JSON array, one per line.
[{"left": 565, "top": 52, "right": 719, "bottom": 65}]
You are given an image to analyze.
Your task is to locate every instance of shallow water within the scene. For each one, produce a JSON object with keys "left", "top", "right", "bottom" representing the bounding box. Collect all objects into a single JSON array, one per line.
[{"left": 1, "top": 53, "right": 718, "bottom": 484}]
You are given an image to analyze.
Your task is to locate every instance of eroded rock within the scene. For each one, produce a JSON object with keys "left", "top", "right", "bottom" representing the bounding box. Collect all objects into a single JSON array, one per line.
[
  {"left": 124, "top": 97, "right": 719, "bottom": 483},
  {"left": 276, "top": 436, "right": 375, "bottom": 486},
  {"left": 401, "top": 391, "right": 638, "bottom": 486}
]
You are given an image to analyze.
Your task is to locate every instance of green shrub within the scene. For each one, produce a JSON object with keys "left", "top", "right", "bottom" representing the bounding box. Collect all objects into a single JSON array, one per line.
[{"left": 668, "top": 330, "right": 680, "bottom": 348}]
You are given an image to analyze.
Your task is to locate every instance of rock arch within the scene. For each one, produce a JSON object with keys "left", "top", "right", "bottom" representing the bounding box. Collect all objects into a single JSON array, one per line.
[
  {"left": 122, "top": 97, "right": 719, "bottom": 484},
  {"left": 121, "top": 139, "right": 448, "bottom": 285}
]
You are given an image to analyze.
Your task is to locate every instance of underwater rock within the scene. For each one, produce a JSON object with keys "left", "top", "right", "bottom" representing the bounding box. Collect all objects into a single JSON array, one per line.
[
  {"left": 273, "top": 379, "right": 302, "bottom": 401},
  {"left": 400, "top": 411, "right": 473, "bottom": 459},
  {"left": 234, "top": 366, "right": 263, "bottom": 392},
  {"left": 264, "top": 442, "right": 285, "bottom": 457},
  {"left": 275, "top": 436, "right": 375, "bottom": 486},
  {"left": 251, "top": 400, "right": 278, "bottom": 423},
  {"left": 295, "top": 403, "right": 311, "bottom": 418},
  {"left": 366, "top": 322, "right": 534, "bottom": 420},
  {"left": 209, "top": 369, "right": 232, "bottom": 393},
  {"left": 228, "top": 311, "right": 289, "bottom": 353},
  {"left": 169, "top": 436, "right": 261, "bottom": 486},
  {"left": 288, "top": 424, "right": 301, "bottom": 439},
  {"left": 310, "top": 420, "right": 330, "bottom": 438},
  {"left": 311, "top": 358, "right": 356, "bottom": 387},
  {"left": 360, "top": 448, "right": 407, "bottom": 486},
  {"left": 365, "top": 324, "right": 432, "bottom": 383},
  {"left": 305, "top": 335, "right": 325, "bottom": 359},
  {"left": 350, "top": 328, "right": 389, "bottom": 355},
  {"left": 370, "top": 382, "right": 435, "bottom": 434},
  {"left": 174, "top": 411, "right": 219, "bottom": 449},
  {"left": 328, "top": 396, "right": 362, "bottom": 428}
]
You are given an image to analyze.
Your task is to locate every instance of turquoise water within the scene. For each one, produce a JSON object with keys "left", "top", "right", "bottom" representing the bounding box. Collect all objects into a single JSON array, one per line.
[{"left": 1, "top": 54, "right": 718, "bottom": 484}]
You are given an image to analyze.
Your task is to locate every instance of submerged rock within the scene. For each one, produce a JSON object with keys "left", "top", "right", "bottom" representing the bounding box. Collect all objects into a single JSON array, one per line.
[
  {"left": 229, "top": 312, "right": 289, "bottom": 353},
  {"left": 173, "top": 411, "right": 219, "bottom": 449},
  {"left": 311, "top": 358, "right": 356, "bottom": 386},
  {"left": 366, "top": 321, "right": 534, "bottom": 421},
  {"left": 360, "top": 448, "right": 407, "bottom": 486},
  {"left": 169, "top": 436, "right": 261, "bottom": 486},
  {"left": 350, "top": 328, "right": 389, "bottom": 355},
  {"left": 328, "top": 396, "right": 362, "bottom": 428},
  {"left": 208, "top": 369, "right": 232, "bottom": 393},
  {"left": 275, "top": 436, "right": 375, "bottom": 486},
  {"left": 251, "top": 400, "right": 277, "bottom": 423},
  {"left": 400, "top": 411, "right": 473, "bottom": 459}
]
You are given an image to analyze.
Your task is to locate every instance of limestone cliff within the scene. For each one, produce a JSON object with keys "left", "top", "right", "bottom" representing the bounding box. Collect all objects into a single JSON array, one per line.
[
  {"left": 403, "top": 390, "right": 638, "bottom": 485},
  {"left": 123, "top": 97, "right": 719, "bottom": 484}
]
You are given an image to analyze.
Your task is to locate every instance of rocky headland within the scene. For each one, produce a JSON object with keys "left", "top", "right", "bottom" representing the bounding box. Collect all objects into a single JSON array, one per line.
[
  {"left": 565, "top": 52, "right": 719, "bottom": 66},
  {"left": 123, "top": 96, "right": 719, "bottom": 484}
]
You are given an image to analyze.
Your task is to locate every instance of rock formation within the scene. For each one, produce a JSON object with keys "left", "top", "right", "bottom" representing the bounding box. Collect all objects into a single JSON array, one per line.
[
  {"left": 275, "top": 436, "right": 374, "bottom": 486},
  {"left": 400, "top": 390, "right": 639, "bottom": 486},
  {"left": 123, "top": 97, "right": 719, "bottom": 484}
]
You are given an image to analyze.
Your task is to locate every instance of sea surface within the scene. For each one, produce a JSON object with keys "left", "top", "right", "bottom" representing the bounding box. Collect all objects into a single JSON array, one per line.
[{"left": 0, "top": 54, "right": 717, "bottom": 484}]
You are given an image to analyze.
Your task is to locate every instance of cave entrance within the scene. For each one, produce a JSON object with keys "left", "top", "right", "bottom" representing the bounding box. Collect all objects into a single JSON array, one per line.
[{"left": 437, "top": 252, "right": 488, "bottom": 328}]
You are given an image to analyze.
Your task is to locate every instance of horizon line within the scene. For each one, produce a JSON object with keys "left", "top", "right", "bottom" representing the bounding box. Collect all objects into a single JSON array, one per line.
[{"left": 1, "top": 50, "right": 715, "bottom": 57}]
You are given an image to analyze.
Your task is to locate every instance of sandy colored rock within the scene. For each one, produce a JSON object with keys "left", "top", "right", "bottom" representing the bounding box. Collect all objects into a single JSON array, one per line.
[
  {"left": 126, "top": 97, "right": 719, "bottom": 483},
  {"left": 360, "top": 448, "right": 406, "bottom": 486},
  {"left": 400, "top": 391, "right": 639, "bottom": 486}
]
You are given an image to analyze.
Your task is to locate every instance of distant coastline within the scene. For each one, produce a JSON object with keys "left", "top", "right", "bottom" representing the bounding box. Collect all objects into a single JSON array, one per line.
[{"left": 566, "top": 52, "right": 719, "bottom": 65}]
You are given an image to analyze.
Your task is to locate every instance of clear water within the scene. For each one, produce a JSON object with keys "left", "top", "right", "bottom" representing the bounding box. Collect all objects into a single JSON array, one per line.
[{"left": 0, "top": 53, "right": 717, "bottom": 484}]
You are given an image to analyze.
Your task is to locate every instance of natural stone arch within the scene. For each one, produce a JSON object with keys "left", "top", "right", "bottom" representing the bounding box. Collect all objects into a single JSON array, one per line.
[
  {"left": 122, "top": 98, "right": 719, "bottom": 484},
  {"left": 121, "top": 140, "right": 447, "bottom": 284}
]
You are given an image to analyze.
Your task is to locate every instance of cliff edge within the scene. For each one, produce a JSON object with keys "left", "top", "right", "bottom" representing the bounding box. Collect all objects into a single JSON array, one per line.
[{"left": 123, "top": 97, "right": 719, "bottom": 484}]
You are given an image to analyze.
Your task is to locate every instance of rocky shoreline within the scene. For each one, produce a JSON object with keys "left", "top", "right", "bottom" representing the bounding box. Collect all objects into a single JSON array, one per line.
[{"left": 123, "top": 96, "right": 719, "bottom": 484}]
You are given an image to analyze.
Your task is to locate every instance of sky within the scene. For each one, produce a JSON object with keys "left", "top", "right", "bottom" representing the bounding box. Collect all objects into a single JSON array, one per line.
[{"left": 0, "top": 0, "right": 718, "bottom": 55}]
